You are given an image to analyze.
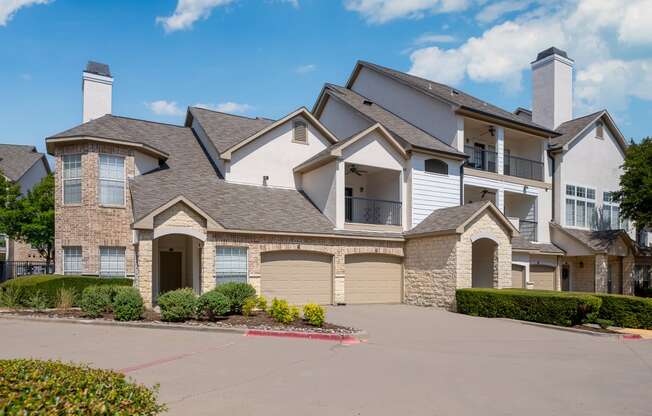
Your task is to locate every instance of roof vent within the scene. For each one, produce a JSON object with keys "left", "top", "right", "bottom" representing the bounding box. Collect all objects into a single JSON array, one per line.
[
  {"left": 428, "top": 83, "right": 432, "bottom": 90},
  {"left": 363, "top": 99, "right": 373, "bottom": 106},
  {"left": 450, "top": 89, "right": 459, "bottom": 96}
]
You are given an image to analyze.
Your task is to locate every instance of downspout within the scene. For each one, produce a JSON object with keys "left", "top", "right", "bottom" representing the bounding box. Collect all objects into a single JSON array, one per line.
[
  {"left": 460, "top": 164, "right": 464, "bottom": 206},
  {"left": 548, "top": 148, "right": 555, "bottom": 222}
]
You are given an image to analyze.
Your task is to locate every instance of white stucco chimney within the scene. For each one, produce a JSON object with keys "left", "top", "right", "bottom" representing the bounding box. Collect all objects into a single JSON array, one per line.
[
  {"left": 531, "top": 47, "right": 574, "bottom": 130},
  {"left": 82, "top": 61, "right": 113, "bottom": 123}
]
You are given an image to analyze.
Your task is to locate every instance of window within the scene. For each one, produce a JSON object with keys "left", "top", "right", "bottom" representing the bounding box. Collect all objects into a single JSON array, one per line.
[
  {"left": 424, "top": 158, "right": 448, "bottom": 175},
  {"left": 565, "top": 184, "right": 597, "bottom": 229},
  {"left": 63, "top": 154, "right": 82, "bottom": 204},
  {"left": 596, "top": 122, "right": 604, "bottom": 139},
  {"left": 99, "top": 155, "right": 125, "bottom": 206},
  {"left": 99, "top": 247, "right": 125, "bottom": 277},
  {"left": 63, "top": 246, "right": 82, "bottom": 275},
  {"left": 215, "top": 247, "right": 247, "bottom": 284},
  {"left": 293, "top": 121, "right": 307, "bottom": 144},
  {"left": 603, "top": 192, "right": 622, "bottom": 230}
]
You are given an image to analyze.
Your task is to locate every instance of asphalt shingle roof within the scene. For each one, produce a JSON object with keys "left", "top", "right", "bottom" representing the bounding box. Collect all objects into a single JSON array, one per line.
[
  {"left": 0, "top": 144, "right": 46, "bottom": 182},
  {"left": 323, "top": 84, "right": 465, "bottom": 157},
  {"left": 356, "top": 61, "right": 556, "bottom": 135},
  {"left": 554, "top": 225, "right": 631, "bottom": 253},
  {"left": 405, "top": 202, "right": 490, "bottom": 236},
  {"left": 187, "top": 107, "right": 274, "bottom": 154},
  {"left": 512, "top": 236, "right": 564, "bottom": 254},
  {"left": 550, "top": 110, "right": 604, "bottom": 148}
]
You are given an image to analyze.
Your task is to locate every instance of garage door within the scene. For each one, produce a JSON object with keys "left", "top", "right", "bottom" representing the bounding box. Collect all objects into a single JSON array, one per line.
[
  {"left": 261, "top": 251, "right": 332, "bottom": 305},
  {"left": 511, "top": 264, "right": 525, "bottom": 288},
  {"left": 530, "top": 265, "right": 555, "bottom": 290},
  {"left": 345, "top": 254, "right": 402, "bottom": 304}
]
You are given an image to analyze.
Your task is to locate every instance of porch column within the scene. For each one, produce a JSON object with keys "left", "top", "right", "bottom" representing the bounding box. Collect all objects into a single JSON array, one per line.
[
  {"left": 136, "top": 231, "right": 153, "bottom": 307},
  {"left": 496, "top": 188, "right": 505, "bottom": 212},
  {"left": 595, "top": 254, "right": 608, "bottom": 293},
  {"left": 455, "top": 116, "right": 465, "bottom": 152},
  {"left": 335, "top": 159, "right": 345, "bottom": 229},
  {"left": 496, "top": 126, "right": 505, "bottom": 175},
  {"left": 201, "top": 239, "right": 216, "bottom": 294},
  {"left": 623, "top": 255, "right": 635, "bottom": 295}
]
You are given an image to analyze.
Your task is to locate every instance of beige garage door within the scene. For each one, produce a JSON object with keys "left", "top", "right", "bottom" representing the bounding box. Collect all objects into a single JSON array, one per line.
[
  {"left": 261, "top": 251, "right": 332, "bottom": 305},
  {"left": 530, "top": 265, "right": 555, "bottom": 290},
  {"left": 511, "top": 264, "right": 525, "bottom": 288},
  {"left": 345, "top": 254, "right": 402, "bottom": 304}
]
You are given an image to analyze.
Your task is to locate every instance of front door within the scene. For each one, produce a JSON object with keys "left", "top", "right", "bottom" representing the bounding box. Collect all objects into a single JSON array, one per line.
[
  {"left": 561, "top": 265, "right": 570, "bottom": 291},
  {"left": 160, "top": 251, "right": 182, "bottom": 294}
]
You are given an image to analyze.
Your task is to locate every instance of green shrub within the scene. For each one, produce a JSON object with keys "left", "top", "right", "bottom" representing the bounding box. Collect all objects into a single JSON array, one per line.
[
  {"left": 256, "top": 295, "right": 268, "bottom": 312},
  {"left": 79, "top": 285, "right": 113, "bottom": 318},
  {"left": 269, "top": 298, "right": 297, "bottom": 324},
  {"left": 0, "top": 286, "right": 23, "bottom": 309},
  {"left": 157, "top": 288, "right": 197, "bottom": 322},
  {"left": 197, "top": 290, "right": 230, "bottom": 320},
  {"left": 456, "top": 289, "right": 602, "bottom": 327},
  {"left": 595, "top": 294, "right": 652, "bottom": 329},
  {"left": 0, "top": 359, "right": 165, "bottom": 415},
  {"left": 0, "top": 275, "right": 132, "bottom": 307},
  {"left": 214, "top": 282, "right": 256, "bottom": 314},
  {"left": 303, "top": 303, "right": 325, "bottom": 327},
  {"left": 242, "top": 297, "right": 257, "bottom": 317},
  {"left": 55, "top": 287, "right": 76, "bottom": 309},
  {"left": 112, "top": 287, "right": 144, "bottom": 321},
  {"left": 26, "top": 290, "right": 48, "bottom": 311}
]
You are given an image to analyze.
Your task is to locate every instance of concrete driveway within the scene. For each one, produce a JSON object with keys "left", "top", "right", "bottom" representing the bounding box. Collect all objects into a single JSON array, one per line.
[{"left": 2, "top": 305, "right": 651, "bottom": 415}]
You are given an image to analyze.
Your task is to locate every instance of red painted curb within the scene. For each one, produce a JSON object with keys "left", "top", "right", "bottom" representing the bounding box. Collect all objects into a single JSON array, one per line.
[
  {"left": 621, "top": 334, "right": 643, "bottom": 340},
  {"left": 245, "top": 329, "right": 361, "bottom": 344}
]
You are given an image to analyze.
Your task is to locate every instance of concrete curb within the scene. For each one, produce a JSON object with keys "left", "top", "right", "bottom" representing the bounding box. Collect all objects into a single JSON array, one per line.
[
  {"left": 0, "top": 313, "right": 365, "bottom": 342},
  {"left": 504, "top": 319, "right": 643, "bottom": 340}
]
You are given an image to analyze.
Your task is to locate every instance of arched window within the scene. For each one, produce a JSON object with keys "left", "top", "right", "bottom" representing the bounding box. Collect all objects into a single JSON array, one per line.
[{"left": 424, "top": 158, "right": 448, "bottom": 175}]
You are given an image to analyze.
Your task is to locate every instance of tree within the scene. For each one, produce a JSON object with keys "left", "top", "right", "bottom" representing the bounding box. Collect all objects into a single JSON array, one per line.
[
  {"left": 0, "top": 173, "right": 55, "bottom": 266},
  {"left": 614, "top": 137, "right": 652, "bottom": 229}
]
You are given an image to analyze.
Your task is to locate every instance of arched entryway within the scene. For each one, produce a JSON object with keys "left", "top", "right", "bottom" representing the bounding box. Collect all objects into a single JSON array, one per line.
[
  {"left": 472, "top": 238, "right": 498, "bottom": 288},
  {"left": 153, "top": 233, "right": 203, "bottom": 299}
]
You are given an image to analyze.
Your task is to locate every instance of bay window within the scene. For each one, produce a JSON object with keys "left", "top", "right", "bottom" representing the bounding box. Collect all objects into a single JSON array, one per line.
[{"left": 99, "top": 155, "right": 125, "bottom": 206}]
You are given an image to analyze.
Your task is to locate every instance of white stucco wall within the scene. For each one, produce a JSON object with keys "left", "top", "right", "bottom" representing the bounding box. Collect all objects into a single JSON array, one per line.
[
  {"left": 531, "top": 55, "right": 573, "bottom": 130},
  {"left": 351, "top": 67, "right": 458, "bottom": 146},
  {"left": 341, "top": 130, "right": 404, "bottom": 171},
  {"left": 226, "top": 117, "right": 332, "bottom": 188},
  {"left": 318, "top": 96, "right": 372, "bottom": 139},
  {"left": 411, "top": 152, "right": 461, "bottom": 228},
  {"left": 17, "top": 159, "right": 48, "bottom": 195},
  {"left": 82, "top": 73, "right": 112, "bottom": 123},
  {"left": 301, "top": 161, "right": 337, "bottom": 224}
]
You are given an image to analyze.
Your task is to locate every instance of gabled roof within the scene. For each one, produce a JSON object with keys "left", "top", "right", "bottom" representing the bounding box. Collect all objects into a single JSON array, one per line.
[
  {"left": 348, "top": 61, "right": 558, "bottom": 136},
  {"left": 405, "top": 201, "right": 518, "bottom": 238},
  {"left": 0, "top": 144, "right": 49, "bottom": 182},
  {"left": 550, "top": 110, "right": 628, "bottom": 152},
  {"left": 550, "top": 223, "right": 635, "bottom": 254},
  {"left": 314, "top": 84, "right": 466, "bottom": 159},
  {"left": 512, "top": 236, "right": 564, "bottom": 255},
  {"left": 46, "top": 114, "right": 176, "bottom": 159}
]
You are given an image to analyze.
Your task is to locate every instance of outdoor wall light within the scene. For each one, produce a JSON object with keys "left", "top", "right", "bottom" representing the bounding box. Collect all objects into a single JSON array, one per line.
[{"left": 579, "top": 261, "right": 584, "bottom": 268}]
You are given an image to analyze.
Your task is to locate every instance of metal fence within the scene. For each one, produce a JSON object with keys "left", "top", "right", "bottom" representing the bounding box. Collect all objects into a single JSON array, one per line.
[
  {"left": 345, "top": 196, "right": 402, "bottom": 226},
  {"left": 0, "top": 261, "right": 55, "bottom": 283}
]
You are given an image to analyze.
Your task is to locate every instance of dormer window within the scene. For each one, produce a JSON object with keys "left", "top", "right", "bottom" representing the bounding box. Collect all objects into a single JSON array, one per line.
[
  {"left": 424, "top": 158, "right": 448, "bottom": 175},
  {"left": 293, "top": 120, "right": 307, "bottom": 144},
  {"left": 596, "top": 122, "right": 604, "bottom": 139}
]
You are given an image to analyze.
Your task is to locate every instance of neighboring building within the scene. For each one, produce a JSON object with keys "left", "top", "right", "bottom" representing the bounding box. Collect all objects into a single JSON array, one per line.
[
  {"left": 45, "top": 51, "right": 648, "bottom": 309},
  {"left": 0, "top": 144, "right": 51, "bottom": 263}
]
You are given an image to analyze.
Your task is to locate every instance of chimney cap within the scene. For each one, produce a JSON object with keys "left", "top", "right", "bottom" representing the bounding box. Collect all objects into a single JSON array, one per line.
[
  {"left": 535, "top": 47, "right": 572, "bottom": 62},
  {"left": 84, "top": 61, "right": 112, "bottom": 77}
]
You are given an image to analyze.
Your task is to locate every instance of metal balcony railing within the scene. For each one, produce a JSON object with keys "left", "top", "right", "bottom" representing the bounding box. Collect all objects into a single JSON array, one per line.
[
  {"left": 519, "top": 220, "right": 537, "bottom": 241},
  {"left": 464, "top": 146, "right": 497, "bottom": 173},
  {"left": 345, "top": 196, "right": 402, "bottom": 226},
  {"left": 464, "top": 146, "right": 544, "bottom": 181}
]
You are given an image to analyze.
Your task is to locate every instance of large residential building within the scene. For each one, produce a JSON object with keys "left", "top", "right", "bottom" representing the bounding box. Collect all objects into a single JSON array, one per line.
[{"left": 45, "top": 52, "right": 651, "bottom": 308}]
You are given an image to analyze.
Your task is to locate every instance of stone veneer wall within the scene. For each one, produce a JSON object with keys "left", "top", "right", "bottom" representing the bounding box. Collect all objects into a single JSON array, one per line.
[
  {"left": 53, "top": 143, "right": 135, "bottom": 276},
  {"left": 622, "top": 255, "right": 635, "bottom": 295},
  {"left": 566, "top": 256, "right": 595, "bottom": 292},
  {"left": 594, "top": 254, "right": 609, "bottom": 293}
]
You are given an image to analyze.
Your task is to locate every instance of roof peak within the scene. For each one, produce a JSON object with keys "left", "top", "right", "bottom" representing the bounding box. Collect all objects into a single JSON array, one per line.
[{"left": 190, "top": 106, "right": 275, "bottom": 123}]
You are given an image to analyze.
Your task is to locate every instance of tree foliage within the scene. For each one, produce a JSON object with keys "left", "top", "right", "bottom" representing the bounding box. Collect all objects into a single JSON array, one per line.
[
  {"left": 0, "top": 173, "right": 55, "bottom": 264},
  {"left": 614, "top": 138, "right": 652, "bottom": 229}
]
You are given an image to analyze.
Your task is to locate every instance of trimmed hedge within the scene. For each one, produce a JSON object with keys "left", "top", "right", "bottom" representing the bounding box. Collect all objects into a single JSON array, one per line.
[
  {"left": 456, "top": 289, "right": 602, "bottom": 327},
  {"left": 113, "top": 287, "right": 144, "bottom": 321},
  {"left": 157, "top": 288, "right": 197, "bottom": 322},
  {"left": 214, "top": 282, "right": 256, "bottom": 314},
  {"left": 197, "top": 290, "right": 230, "bottom": 320},
  {"left": 0, "top": 275, "right": 132, "bottom": 308},
  {"left": 595, "top": 294, "right": 652, "bottom": 329},
  {"left": 79, "top": 285, "right": 116, "bottom": 318},
  {"left": 0, "top": 359, "right": 165, "bottom": 414}
]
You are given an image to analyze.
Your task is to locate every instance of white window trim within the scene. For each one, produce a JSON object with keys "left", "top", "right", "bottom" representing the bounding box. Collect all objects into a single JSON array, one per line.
[
  {"left": 62, "top": 154, "right": 82, "bottom": 205},
  {"left": 99, "top": 246, "right": 127, "bottom": 277},
  {"left": 565, "top": 183, "right": 597, "bottom": 230},
  {"left": 63, "top": 246, "right": 83, "bottom": 275},
  {"left": 98, "top": 153, "right": 126, "bottom": 208},
  {"left": 603, "top": 191, "right": 623, "bottom": 230},
  {"left": 214, "top": 246, "right": 249, "bottom": 284},
  {"left": 423, "top": 158, "right": 450, "bottom": 177}
]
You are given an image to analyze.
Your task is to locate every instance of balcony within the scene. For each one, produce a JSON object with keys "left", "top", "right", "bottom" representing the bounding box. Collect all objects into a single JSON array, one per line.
[
  {"left": 464, "top": 146, "right": 544, "bottom": 182},
  {"left": 465, "top": 145, "right": 497, "bottom": 173},
  {"left": 345, "top": 196, "right": 401, "bottom": 226}
]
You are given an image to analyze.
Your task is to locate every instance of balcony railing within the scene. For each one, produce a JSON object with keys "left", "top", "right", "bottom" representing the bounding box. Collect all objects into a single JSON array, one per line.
[
  {"left": 345, "top": 196, "right": 401, "bottom": 226},
  {"left": 464, "top": 146, "right": 544, "bottom": 181},
  {"left": 519, "top": 220, "right": 537, "bottom": 241}
]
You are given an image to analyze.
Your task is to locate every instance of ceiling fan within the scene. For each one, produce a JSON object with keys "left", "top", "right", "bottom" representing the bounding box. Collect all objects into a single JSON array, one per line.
[{"left": 346, "top": 164, "right": 369, "bottom": 176}]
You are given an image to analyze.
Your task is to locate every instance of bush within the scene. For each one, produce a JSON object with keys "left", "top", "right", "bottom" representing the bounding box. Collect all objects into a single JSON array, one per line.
[
  {"left": 26, "top": 291, "right": 48, "bottom": 311},
  {"left": 303, "top": 303, "right": 325, "bottom": 327},
  {"left": 595, "top": 294, "right": 652, "bottom": 329},
  {"left": 79, "top": 285, "right": 114, "bottom": 318},
  {"left": 0, "top": 359, "right": 165, "bottom": 415},
  {"left": 256, "top": 295, "right": 268, "bottom": 312},
  {"left": 269, "top": 298, "right": 298, "bottom": 324},
  {"left": 214, "top": 282, "right": 256, "bottom": 314},
  {"left": 157, "top": 288, "right": 197, "bottom": 322},
  {"left": 0, "top": 286, "right": 22, "bottom": 309},
  {"left": 0, "top": 275, "right": 132, "bottom": 308},
  {"left": 112, "top": 287, "right": 144, "bottom": 321},
  {"left": 242, "top": 297, "right": 257, "bottom": 317},
  {"left": 197, "top": 290, "right": 230, "bottom": 320},
  {"left": 55, "top": 287, "right": 76, "bottom": 309},
  {"left": 456, "top": 289, "right": 602, "bottom": 327}
]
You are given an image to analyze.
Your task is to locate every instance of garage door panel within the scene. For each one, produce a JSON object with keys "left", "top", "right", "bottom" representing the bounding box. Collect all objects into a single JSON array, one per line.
[
  {"left": 261, "top": 251, "right": 332, "bottom": 305},
  {"left": 531, "top": 265, "right": 555, "bottom": 290},
  {"left": 345, "top": 254, "right": 402, "bottom": 304}
]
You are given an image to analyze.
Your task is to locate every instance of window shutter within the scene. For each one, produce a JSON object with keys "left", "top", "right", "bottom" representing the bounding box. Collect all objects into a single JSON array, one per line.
[{"left": 294, "top": 121, "right": 307, "bottom": 143}]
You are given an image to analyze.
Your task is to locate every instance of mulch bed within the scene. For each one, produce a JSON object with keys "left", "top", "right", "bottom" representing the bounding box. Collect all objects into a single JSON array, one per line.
[{"left": 0, "top": 308, "right": 358, "bottom": 335}]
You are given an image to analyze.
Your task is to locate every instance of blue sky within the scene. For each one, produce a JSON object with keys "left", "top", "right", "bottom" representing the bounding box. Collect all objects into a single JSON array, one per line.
[{"left": 1, "top": 0, "right": 651, "bottom": 157}]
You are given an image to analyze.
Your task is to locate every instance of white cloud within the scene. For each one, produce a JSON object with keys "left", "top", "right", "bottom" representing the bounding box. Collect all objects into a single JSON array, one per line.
[
  {"left": 295, "top": 64, "right": 317, "bottom": 74},
  {"left": 0, "top": 0, "right": 51, "bottom": 26},
  {"left": 195, "top": 102, "right": 253, "bottom": 114},
  {"left": 146, "top": 100, "right": 185, "bottom": 116},
  {"left": 475, "top": 0, "right": 531, "bottom": 23},
  {"left": 156, "top": 0, "right": 236, "bottom": 33},
  {"left": 617, "top": 0, "right": 652, "bottom": 45},
  {"left": 344, "top": 0, "right": 469, "bottom": 24},
  {"left": 414, "top": 33, "right": 456, "bottom": 44}
]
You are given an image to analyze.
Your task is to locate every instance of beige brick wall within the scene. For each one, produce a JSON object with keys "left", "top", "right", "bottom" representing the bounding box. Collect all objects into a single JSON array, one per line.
[
  {"left": 7, "top": 239, "right": 44, "bottom": 262},
  {"left": 53, "top": 143, "right": 135, "bottom": 276},
  {"left": 566, "top": 256, "right": 595, "bottom": 292}
]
